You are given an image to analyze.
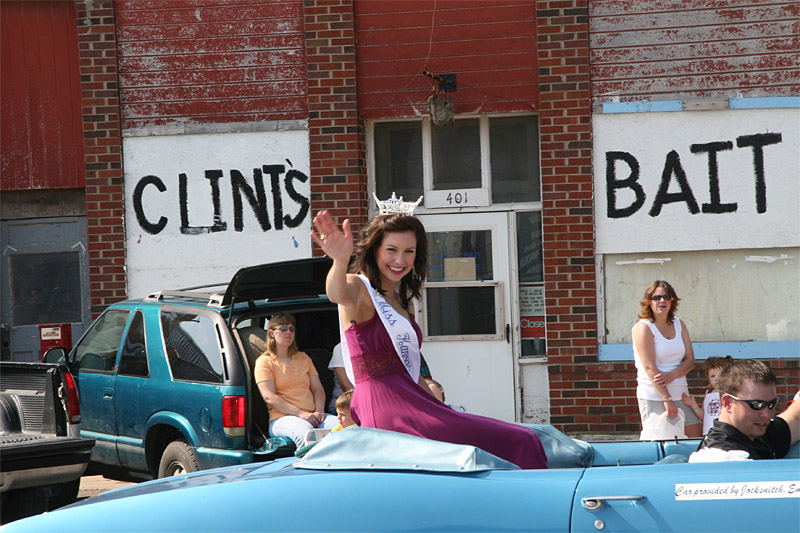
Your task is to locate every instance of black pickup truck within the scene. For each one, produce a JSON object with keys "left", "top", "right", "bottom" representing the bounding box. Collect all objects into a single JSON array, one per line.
[{"left": 0, "top": 362, "right": 95, "bottom": 523}]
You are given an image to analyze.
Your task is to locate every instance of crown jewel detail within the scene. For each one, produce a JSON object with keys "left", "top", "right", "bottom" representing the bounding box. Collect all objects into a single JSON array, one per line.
[{"left": 373, "top": 192, "right": 423, "bottom": 216}]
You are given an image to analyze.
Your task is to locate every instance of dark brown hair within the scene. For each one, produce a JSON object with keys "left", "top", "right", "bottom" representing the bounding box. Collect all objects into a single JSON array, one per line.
[
  {"left": 637, "top": 280, "right": 680, "bottom": 324},
  {"left": 352, "top": 214, "right": 428, "bottom": 310},
  {"left": 717, "top": 359, "right": 776, "bottom": 396},
  {"left": 704, "top": 355, "right": 734, "bottom": 385},
  {"left": 266, "top": 313, "right": 298, "bottom": 357}
]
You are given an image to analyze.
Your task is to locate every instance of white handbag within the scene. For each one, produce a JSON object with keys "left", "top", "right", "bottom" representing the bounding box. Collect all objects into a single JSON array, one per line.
[{"left": 640, "top": 409, "right": 687, "bottom": 440}]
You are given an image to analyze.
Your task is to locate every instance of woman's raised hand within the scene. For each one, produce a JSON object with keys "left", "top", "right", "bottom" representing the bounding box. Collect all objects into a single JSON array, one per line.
[{"left": 311, "top": 210, "right": 353, "bottom": 263}]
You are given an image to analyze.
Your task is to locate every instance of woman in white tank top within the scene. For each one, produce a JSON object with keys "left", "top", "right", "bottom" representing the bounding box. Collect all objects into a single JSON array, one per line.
[{"left": 632, "top": 280, "right": 703, "bottom": 438}]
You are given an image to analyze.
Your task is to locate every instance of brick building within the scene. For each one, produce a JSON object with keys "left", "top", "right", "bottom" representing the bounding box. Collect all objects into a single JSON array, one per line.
[{"left": 1, "top": 0, "right": 797, "bottom": 435}]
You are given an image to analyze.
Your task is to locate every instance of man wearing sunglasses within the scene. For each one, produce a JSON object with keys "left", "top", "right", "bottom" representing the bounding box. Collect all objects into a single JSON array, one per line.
[{"left": 690, "top": 359, "right": 800, "bottom": 462}]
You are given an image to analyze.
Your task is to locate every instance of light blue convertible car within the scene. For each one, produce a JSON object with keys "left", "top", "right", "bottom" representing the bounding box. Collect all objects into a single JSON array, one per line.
[{"left": 4, "top": 425, "right": 798, "bottom": 532}]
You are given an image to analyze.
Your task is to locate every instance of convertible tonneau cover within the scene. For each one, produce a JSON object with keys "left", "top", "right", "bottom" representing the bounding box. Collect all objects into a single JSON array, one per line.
[{"left": 296, "top": 427, "right": 520, "bottom": 472}]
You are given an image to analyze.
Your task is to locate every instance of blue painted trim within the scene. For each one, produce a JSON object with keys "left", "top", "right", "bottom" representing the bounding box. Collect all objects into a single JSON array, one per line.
[
  {"left": 729, "top": 96, "right": 800, "bottom": 109},
  {"left": 602, "top": 100, "right": 683, "bottom": 114},
  {"left": 599, "top": 341, "right": 800, "bottom": 361}
]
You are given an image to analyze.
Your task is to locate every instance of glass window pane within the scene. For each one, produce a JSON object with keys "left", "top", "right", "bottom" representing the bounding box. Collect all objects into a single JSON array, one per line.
[
  {"left": 516, "top": 210, "right": 546, "bottom": 356},
  {"left": 426, "top": 287, "right": 497, "bottom": 336},
  {"left": 119, "top": 311, "right": 149, "bottom": 377},
  {"left": 490, "top": 116, "right": 540, "bottom": 203},
  {"left": 374, "top": 121, "right": 424, "bottom": 203},
  {"left": 73, "top": 310, "right": 130, "bottom": 372},
  {"left": 10, "top": 252, "right": 82, "bottom": 326},
  {"left": 427, "top": 230, "right": 493, "bottom": 282},
  {"left": 162, "top": 311, "right": 224, "bottom": 384},
  {"left": 516, "top": 211, "right": 543, "bottom": 283},
  {"left": 432, "top": 119, "right": 480, "bottom": 190}
]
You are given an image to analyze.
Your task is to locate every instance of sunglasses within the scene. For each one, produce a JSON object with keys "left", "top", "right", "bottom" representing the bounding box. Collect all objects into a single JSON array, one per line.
[
  {"left": 650, "top": 294, "right": 672, "bottom": 301},
  {"left": 273, "top": 326, "right": 296, "bottom": 333},
  {"left": 725, "top": 393, "right": 778, "bottom": 411}
]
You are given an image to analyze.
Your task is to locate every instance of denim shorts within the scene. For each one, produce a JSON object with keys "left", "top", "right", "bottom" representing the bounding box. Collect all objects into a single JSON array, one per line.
[{"left": 638, "top": 398, "right": 702, "bottom": 426}]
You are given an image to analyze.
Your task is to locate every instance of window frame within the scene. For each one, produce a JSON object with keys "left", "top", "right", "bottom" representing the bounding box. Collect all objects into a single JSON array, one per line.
[{"left": 367, "top": 113, "right": 542, "bottom": 215}]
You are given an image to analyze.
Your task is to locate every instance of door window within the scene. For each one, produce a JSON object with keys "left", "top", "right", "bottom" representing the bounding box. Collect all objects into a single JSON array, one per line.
[
  {"left": 423, "top": 227, "right": 503, "bottom": 339},
  {"left": 72, "top": 309, "right": 130, "bottom": 372},
  {"left": 161, "top": 310, "right": 224, "bottom": 383},
  {"left": 118, "top": 311, "right": 148, "bottom": 377}
]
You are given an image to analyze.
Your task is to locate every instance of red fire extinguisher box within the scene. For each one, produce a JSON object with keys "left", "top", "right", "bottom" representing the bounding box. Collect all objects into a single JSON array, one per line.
[{"left": 39, "top": 324, "right": 73, "bottom": 360}]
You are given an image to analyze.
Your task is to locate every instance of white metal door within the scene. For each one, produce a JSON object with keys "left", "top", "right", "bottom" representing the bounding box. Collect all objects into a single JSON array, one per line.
[{"left": 416, "top": 212, "right": 516, "bottom": 421}]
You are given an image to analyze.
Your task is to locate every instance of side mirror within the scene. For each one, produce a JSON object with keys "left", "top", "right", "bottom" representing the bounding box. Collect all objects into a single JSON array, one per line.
[{"left": 43, "top": 347, "right": 68, "bottom": 365}]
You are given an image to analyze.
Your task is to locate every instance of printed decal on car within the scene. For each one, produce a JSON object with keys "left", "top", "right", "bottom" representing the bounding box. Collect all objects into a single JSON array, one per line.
[{"left": 675, "top": 481, "right": 800, "bottom": 500}]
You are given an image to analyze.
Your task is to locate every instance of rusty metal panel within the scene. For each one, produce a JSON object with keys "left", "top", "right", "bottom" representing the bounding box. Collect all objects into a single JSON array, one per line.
[
  {"left": 0, "top": 1, "right": 84, "bottom": 191},
  {"left": 590, "top": 0, "right": 800, "bottom": 102},
  {"left": 115, "top": 0, "right": 307, "bottom": 130},
  {"left": 354, "top": 1, "right": 538, "bottom": 119}
]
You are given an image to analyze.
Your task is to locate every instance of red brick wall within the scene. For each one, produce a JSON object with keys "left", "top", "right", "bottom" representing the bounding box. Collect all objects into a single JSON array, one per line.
[
  {"left": 115, "top": 0, "right": 307, "bottom": 129},
  {"left": 304, "top": 0, "right": 367, "bottom": 241},
  {"left": 354, "top": 1, "right": 539, "bottom": 119},
  {"left": 590, "top": 0, "right": 800, "bottom": 102},
  {"left": 536, "top": 0, "right": 603, "bottom": 433},
  {"left": 75, "top": 1, "right": 127, "bottom": 316}
]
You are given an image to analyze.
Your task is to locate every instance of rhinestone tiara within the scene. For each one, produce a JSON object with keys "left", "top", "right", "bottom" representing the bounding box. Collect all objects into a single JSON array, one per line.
[{"left": 373, "top": 192, "right": 423, "bottom": 216}]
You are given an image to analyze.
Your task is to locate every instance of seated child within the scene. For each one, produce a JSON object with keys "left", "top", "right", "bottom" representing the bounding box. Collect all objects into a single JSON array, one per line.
[
  {"left": 332, "top": 390, "right": 355, "bottom": 431},
  {"left": 682, "top": 355, "right": 733, "bottom": 435}
]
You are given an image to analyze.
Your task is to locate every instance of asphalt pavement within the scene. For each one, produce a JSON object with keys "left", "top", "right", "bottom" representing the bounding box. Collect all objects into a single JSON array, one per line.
[{"left": 78, "top": 475, "right": 137, "bottom": 501}]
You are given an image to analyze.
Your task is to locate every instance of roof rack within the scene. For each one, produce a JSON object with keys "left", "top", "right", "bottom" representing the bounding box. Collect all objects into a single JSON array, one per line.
[{"left": 144, "top": 290, "right": 226, "bottom": 307}]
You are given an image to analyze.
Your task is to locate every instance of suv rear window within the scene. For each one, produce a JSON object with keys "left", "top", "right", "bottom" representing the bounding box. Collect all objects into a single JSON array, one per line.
[{"left": 161, "top": 311, "right": 225, "bottom": 384}]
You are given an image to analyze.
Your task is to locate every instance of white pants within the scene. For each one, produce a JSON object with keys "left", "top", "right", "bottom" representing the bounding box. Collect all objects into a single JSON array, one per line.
[{"left": 269, "top": 414, "right": 339, "bottom": 448}]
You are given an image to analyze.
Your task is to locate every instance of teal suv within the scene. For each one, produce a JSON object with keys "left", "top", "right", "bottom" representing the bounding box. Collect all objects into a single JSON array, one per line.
[{"left": 45, "top": 258, "right": 339, "bottom": 479}]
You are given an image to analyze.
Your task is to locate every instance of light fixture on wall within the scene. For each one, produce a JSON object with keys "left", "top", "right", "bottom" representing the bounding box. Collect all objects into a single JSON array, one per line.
[{"left": 423, "top": 70, "right": 456, "bottom": 127}]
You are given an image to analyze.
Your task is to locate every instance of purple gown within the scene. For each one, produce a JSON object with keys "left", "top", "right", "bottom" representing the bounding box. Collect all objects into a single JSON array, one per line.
[{"left": 346, "top": 312, "right": 548, "bottom": 469}]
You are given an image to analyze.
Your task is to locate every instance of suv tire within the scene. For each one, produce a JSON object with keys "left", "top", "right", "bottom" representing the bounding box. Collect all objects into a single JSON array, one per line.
[{"left": 158, "top": 440, "right": 199, "bottom": 478}]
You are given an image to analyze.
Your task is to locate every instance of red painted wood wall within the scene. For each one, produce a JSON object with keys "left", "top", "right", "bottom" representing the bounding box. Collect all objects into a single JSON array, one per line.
[
  {"left": 115, "top": 0, "right": 307, "bottom": 129},
  {"left": 590, "top": 0, "right": 800, "bottom": 102},
  {"left": 354, "top": 0, "right": 539, "bottom": 119},
  {"left": 1, "top": 1, "right": 84, "bottom": 191}
]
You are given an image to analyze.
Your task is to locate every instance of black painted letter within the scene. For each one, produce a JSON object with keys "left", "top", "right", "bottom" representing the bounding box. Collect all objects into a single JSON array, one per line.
[
  {"left": 231, "top": 169, "right": 271, "bottom": 232},
  {"left": 283, "top": 169, "right": 310, "bottom": 228},
  {"left": 263, "top": 165, "right": 286, "bottom": 230},
  {"left": 605, "top": 151, "right": 645, "bottom": 218},
  {"left": 179, "top": 171, "right": 228, "bottom": 235},
  {"left": 649, "top": 150, "right": 700, "bottom": 217},
  {"left": 736, "top": 132, "right": 782, "bottom": 214},
  {"left": 133, "top": 175, "right": 168, "bottom": 234},
  {"left": 691, "top": 141, "right": 737, "bottom": 214}
]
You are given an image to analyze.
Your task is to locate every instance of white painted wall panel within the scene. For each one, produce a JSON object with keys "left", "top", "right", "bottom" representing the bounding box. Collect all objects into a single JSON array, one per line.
[
  {"left": 602, "top": 247, "right": 800, "bottom": 345},
  {"left": 123, "top": 130, "right": 311, "bottom": 297},
  {"left": 594, "top": 108, "right": 800, "bottom": 254}
]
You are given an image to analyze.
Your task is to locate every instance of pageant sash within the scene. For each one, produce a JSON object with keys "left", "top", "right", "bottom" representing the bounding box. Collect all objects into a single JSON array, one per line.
[{"left": 338, "top": 274, "right": 421, "bottom": 384}]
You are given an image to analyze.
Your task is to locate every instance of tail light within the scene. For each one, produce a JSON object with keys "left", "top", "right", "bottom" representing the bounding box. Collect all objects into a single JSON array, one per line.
[
  {"left": 222, "top": 395, "right": 245, "bottom": 437},
  {"left": 62, "top": 370, "right": 81, "bottom": 424}
]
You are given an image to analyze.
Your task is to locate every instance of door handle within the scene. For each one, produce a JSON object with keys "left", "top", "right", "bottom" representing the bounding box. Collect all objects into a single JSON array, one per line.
[
  {"left": 582, "top": 495, "right": 645, "bottom": 510},
  {"left": 103, "top": 388, "right": 114, "bottom": 400},
  {"left": 505, "top": 324, "right": 510, "bottom": 343}
]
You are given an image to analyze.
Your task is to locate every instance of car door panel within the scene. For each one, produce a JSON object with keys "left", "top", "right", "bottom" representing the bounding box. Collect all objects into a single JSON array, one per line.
[
  {"left": 70, "top": 309, "right": 131, "bottom": 467},
  {"left": 572, "top": 459, "right": 800, "bottom": 532}
]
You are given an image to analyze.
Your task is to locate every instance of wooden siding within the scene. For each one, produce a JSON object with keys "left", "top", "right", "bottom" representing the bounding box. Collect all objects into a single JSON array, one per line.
[
  {"left": 355, "top": 1, "right": 539, "bottom": 119},
  {"left": 1, "top": 1, "right": 84, "bottom": 191},
  {"left": 590, "top": 0, "right": 800, "bottom": 102},
  {"left": 115, "top": 0, "right": 307, "bottom": 130}
]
